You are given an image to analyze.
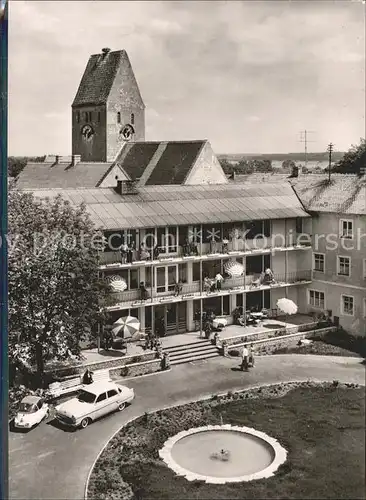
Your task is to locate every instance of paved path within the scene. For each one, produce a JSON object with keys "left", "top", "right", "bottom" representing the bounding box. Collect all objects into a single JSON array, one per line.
[{"left": 9, "top": 354, "right": 365, "bottom": 500}]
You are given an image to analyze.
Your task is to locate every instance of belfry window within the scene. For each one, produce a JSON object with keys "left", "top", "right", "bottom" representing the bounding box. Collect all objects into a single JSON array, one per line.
[
  {"left": 131, "top": 113, "right": 135, "bottom": 125},
  {"left": 117, "top": 112, "right": 121, "bottom": 124},
  {"left": 76, "top": 111, "right": 80, "bottom": 123}
]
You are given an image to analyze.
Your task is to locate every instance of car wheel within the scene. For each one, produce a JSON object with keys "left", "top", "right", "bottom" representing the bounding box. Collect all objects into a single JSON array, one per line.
[
  {"left": 118, "top": 402, "right": 126, "bottom": 411},
  {"left": 80, "top": 418, "right": 90, "bottom": 429}
]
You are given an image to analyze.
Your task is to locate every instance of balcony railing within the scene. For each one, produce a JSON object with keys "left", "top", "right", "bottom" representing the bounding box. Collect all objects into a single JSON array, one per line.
[
  {"left": 106, "top": 270, "right": 312, "bottom": 309},
  {"left": 99, "top": 238, "right": 311, "bottom": 269}
]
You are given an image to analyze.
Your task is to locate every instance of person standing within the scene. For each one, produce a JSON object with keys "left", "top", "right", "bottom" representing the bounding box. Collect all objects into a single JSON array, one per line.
[
  {"left": 249, "top": 344, "right": 255, "bottom": 367},
  {"left": 222, "top": 238, "right": 229, "bottom": 254},
  {"left": 215, "top": 272, "right": 224, "bottom": 291},
  {"left": 120, "top": 242, "right": 128, "bottom": 264},
  {"left": 139, "top": 281, "right": 148, "bottom": 301},
  {"left": 241, "top": 345, "right": 249, "bottom": 371}
]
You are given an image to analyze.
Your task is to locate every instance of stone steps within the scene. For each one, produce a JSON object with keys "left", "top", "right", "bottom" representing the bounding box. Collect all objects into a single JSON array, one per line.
[{"left": 163, "top": 339, "right": 220, "bottom": 365}]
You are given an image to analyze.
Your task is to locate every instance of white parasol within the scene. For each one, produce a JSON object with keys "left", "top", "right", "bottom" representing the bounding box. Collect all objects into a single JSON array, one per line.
[
  {"left": 112, "top": 316, "right": 140, "bottom": 338},
  {"left": 224, "top": 259, "right": 244, "bottom": 277},
  {"left": 108, "top": 275, "right": 127, "bottom": 292},
  {"left": 276, "top": 298, "right": 298, "bottom": 325}
]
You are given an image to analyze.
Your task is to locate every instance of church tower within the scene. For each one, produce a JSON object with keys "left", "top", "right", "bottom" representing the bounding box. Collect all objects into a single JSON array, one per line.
[{"left": 72, "top": 48, "right": 145, "bottom": 162}]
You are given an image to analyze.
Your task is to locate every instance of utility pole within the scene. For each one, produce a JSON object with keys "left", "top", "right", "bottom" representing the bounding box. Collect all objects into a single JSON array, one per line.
[
  {"left": 327, "top": 142, "right": 334, "bottom": 182},
  {"left": 299, "top": 130, "right": 316, "bottom": 169}
]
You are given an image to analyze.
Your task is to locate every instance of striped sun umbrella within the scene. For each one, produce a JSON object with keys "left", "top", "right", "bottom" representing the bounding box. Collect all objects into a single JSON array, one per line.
[
  {"left": 108, "top": 275, "right": 127, "bottom": 292},
  {"left": 112, "top": 316, "right": 140, "bottom": 339},
  {"left": 224, "top": 259, "right": 244, "bottom": 277}
]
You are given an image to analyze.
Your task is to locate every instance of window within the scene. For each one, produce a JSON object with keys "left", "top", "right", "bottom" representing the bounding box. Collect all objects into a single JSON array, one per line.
[
  {"left": 309, "top": 290, "right": 325, "bottom": 309},
  {"left": 363, "top": 259, "right": 366, "bottom": 279},
  {"left": 296, "top": 217, "right": 303, "bottom": 234},
  {"left": 89, "top": 111, "right": 92, "bottom": 122},
  {"left": 117, "top": 112, "right": 121, "bottom": 124},
  {"left": 313, "top": 253, "right": 325, "bottom": 272},
  {"left": 341, "top": 295, "right": 354, "bottom": 316},
  {"left": 96, "top": 393, "right": 107, "bottom": 403},
  {"left": 337, "top": 256, "right": 351, "bottom": 277},
  {"left": 107, "top": 389, "right": 118, "bottom": 398},
  {"left": 340, "top": 219, "right": 353, "bottom": 239},
  {"left": 76, "top": 111, "right": 80, "bottom": 123},
  {"left": 245, "top": 221, "right": 263, "bottom": 240},
  {"left": 202, "top": 224, "right": 222, "bottom": 243},
  {"left": 131, "top": 113, "right": 135, "bottom": 125},
  {"left": 84, "top": 111, "right": 88, "bottom": 122}
]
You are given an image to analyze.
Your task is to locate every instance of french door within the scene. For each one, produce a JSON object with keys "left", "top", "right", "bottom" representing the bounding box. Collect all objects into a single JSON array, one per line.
[{"left": 155, "top": 265, "right": 177, "bottom": 294}]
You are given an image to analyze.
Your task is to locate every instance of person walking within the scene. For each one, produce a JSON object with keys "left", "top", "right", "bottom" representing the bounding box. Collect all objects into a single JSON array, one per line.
[
  {"left": 215, "top": 272, "right": 224, "bottom": 291},
  {"left": 241, "top": 345, "right": 249, "bottom": 371}
]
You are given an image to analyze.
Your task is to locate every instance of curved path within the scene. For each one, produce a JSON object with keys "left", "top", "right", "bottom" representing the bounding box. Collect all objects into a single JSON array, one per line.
[{"left": 9, "top": 354, "right": 365, "bottom": 500}]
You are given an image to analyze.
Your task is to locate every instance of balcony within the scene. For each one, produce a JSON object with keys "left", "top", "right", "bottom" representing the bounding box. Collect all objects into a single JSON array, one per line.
[
  {"left": 105, "top": 270, "right": 312, "bottom": 311},
  {"left": 99, "top": 239, "right": 311, "bottom": 271}
]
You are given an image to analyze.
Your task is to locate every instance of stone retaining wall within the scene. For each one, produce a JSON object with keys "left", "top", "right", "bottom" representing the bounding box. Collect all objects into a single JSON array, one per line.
[
  {"left": 50, "top": 351, "right": 157, "bottom": 379},
  {"left": 226, "top": 327, "right": 337, "bottom": 356},
  {"left": 221, "top": 322, "right": 318, "bottom": 347},
  {"left": 109, "top": 358, "right": 162, "bottom": 379}
]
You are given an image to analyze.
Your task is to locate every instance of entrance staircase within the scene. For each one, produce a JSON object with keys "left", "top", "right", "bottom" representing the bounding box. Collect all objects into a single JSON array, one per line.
[{"left": 163, "top": 338, "right": 220, "bottom": 365}]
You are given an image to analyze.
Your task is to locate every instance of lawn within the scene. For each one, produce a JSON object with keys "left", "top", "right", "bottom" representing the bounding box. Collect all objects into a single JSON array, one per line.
[{"left": 88, "top": 382, "right": 365, "bottom": 500}]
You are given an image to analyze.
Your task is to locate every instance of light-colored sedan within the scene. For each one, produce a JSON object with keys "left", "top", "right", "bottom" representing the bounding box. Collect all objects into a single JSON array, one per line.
[
  {"left": 55, "top": 381, "right": 134, "bottom": 429},
  {"left": 14, "top": 396, "right": 49, "bottom": 430}
]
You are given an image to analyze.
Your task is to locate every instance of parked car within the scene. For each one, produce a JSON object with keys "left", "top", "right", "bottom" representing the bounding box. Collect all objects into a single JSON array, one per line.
[
  {"left": 55, "top": 381, "right": 134, "bottom": 429},
  {"left": 14, "top": 396, "right": 49, "bottom": 430}
]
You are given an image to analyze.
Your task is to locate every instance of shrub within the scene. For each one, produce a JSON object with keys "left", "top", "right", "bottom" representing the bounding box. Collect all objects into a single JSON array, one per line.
[
  {"left": 121, "top": 366, "right": 129, "bottom": 377},
  {"left": 332, "top": 380, "right": 339, "bottom": 388},
  {"left": 130, "top": 356, "right": 141, "bottom": 364}
]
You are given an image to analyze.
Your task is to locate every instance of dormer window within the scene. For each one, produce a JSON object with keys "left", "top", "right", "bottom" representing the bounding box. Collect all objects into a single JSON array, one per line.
[
  {"left": 131, "top": 113, "right": 135, "bottom": 125},
  {"left": 117, "top": 112, "right": 121, "bottom": 124}
]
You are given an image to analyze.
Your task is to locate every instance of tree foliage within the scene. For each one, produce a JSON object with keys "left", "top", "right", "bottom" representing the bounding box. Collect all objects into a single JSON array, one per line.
[
  {"left": 8, "top": 156, "right": 46, "bottom": 177},
  {"left": 8, "top": 189, "right": 113, "bottom": 384},
  {"left": 331, "top": 139, "right": 366, "bottom": 174}
]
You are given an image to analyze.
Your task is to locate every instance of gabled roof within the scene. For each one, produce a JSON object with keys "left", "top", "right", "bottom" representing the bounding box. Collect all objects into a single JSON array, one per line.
[
  {"left": 72, "top": 49, "right": 144, "bottom": 108},
  {"left": 291, "top": 174, "right": 366, "bottom": 215},
  {"left": 27, "top": 183, "right": 309, "bottom": 230},
  {"left": 16, "top": 160, "right": 122, "bottom": 189},
  {"left": 114, "top": 140, "right": 206, "bottom": 186}
]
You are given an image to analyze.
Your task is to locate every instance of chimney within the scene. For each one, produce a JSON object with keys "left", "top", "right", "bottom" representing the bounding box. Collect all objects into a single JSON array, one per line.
[
  {"left": 290, "top": 165, "right": 299, "bottom": 178},
  {"left": 71, "top": 154, "right": 81, "bottom": 167},
  {"left": 116, "top": 179, "right": 123, "bottom": 195},
  {"left": 55, "top": 155, "right": 60, "bottom": 164}
]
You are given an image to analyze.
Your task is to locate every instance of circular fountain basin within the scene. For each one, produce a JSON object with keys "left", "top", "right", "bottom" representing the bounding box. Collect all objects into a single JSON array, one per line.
[{"left": 159, "top": 425, "right": 287, "bottom": 484}]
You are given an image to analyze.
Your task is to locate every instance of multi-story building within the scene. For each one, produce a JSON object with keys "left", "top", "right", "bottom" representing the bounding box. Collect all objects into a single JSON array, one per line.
[
  {"left": 292, "top": 174, "right": 366, "bottom": 336},
  {"left": 17, "top": 47, "right": 365, "bottom": 338},
  {"left": 25, "top": 182, "right": 312, "bottom": 335}
]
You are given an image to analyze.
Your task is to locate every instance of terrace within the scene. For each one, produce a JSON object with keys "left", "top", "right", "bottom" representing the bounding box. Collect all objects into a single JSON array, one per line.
[{"left": 105, "top": 270, "right": 312, "bottom": 311}]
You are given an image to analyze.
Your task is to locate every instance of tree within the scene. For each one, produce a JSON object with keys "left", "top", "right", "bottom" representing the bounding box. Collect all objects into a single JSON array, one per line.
[
  {"left": 8, "top": 156, "right": 46, "bottom": 178},
  {"left": 331, "top": 138, "right": 366, "bottom": 174},
  {"left": 8, "top": 189, "right": 113, "bottom": 385},
  {"left": 236, "top": 159, "right": 255, "bottom": 174},
  {"left": 253, "top": 159, "right": 273, "bottom": 173},
  {"left": 282, "top": 159, "right": 296, "bottom": 171},
  {"left": 219, "top": 159, "right": 234, "bottom": 175}
]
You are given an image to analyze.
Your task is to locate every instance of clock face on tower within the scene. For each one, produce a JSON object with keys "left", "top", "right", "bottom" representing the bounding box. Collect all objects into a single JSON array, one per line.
[
  {"left": 81, "top": 124, "right": 94, "bottom": 140},
  {"left": 120, "top": 124, "right": 134, "bottom": 141}
]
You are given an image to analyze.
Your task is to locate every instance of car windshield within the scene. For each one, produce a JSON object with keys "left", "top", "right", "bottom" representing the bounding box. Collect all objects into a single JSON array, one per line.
[
  {"left": 77, "top": 391, "right": 96, "bottom": 404},
  {"left": 19, "top": 403, "right": 36, "bottom": 413}
]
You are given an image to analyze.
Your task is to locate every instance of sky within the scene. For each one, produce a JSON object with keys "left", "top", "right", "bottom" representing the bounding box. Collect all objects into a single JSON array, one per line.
[{"left": 8, "top": 0, "right": 365, "bottom": 156}]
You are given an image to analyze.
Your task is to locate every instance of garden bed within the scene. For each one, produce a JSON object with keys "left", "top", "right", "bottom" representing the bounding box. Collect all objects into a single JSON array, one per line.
[{"left": 88, "top": 381, "right": 365, "bottom": 500}]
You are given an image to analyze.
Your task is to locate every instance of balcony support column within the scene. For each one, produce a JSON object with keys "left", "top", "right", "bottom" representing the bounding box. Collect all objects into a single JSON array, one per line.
[
  {"left": 186, "top": 300, "right": 194, "bottom": 332},
  {"left": 199, "top": 259, "right": 203, "bottom": 337}
]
